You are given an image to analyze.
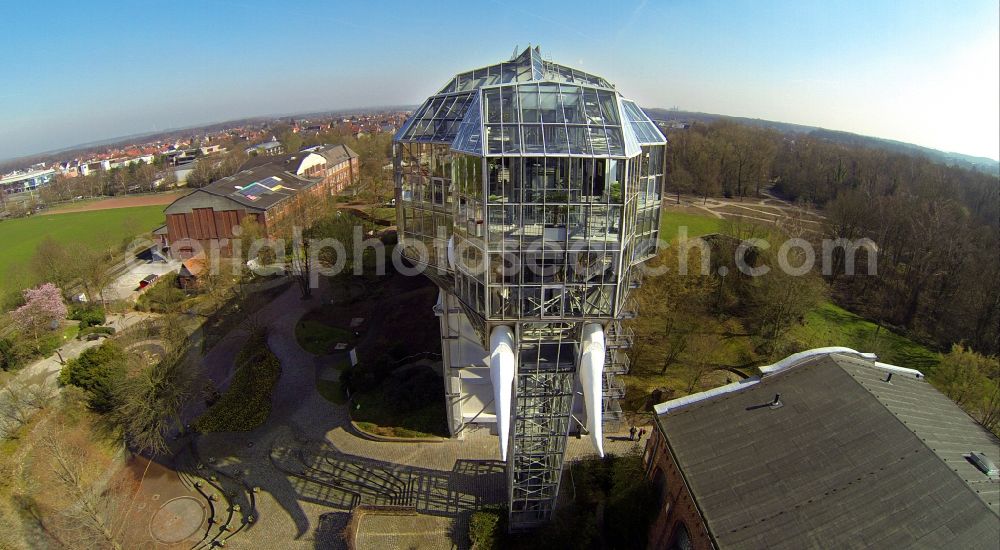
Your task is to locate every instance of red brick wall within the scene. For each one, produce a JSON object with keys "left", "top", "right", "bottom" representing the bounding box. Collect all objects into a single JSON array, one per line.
[{"left": 644, "top": 427, "right": 715, "bottom": 550}]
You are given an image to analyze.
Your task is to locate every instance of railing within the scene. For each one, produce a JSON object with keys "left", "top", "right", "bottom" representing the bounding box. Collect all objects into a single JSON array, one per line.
[
  {"left": 605, "top": 322, "right": 634, "bottom": 349},
  {"left": 616, "top": 296, "right": 639, "bottom": 320},
  {"left": 602, "top": 372, "right": 626, "bottom": 399},
  {"left": 605, "top": 350, "right": 631, "bottom": 375}
]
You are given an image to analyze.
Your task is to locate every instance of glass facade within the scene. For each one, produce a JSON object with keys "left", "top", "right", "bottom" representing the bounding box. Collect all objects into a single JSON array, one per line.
[{"left": 394, "top": 46, "right": 666, "bottom": 530}]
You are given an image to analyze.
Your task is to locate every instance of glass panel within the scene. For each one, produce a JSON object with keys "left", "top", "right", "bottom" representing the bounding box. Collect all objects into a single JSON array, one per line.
[
  {"left": 501, "top": 86, "right": 519, "bottom": 123},
  {"left": 588, "top": 127, "right": 609, "bottom": 156},
  {"left": 502, "top": 125, "right": 521, "bottom": 154},
  {"left": 538, "top": 84, "right": 562, "bottom": 123},
  {"left": 583, "top": 89, "right": 603, "bottom": 124},
  {"left": 606, "top": 127, "right": 625, "bottom": 156},
  {"left": 598, "top": 91, "right": 620, "bottom": 124},
  {"left": 560, "top": 86, "right": 585, "bottom": 124},
  {"left": 486, "top": 125, "right": 504, "bottom": 154},
  {"left": 519, "top": 84, "right": 540, "bottom": 123},
  {"left": 484, "top": 88, "right": 501, "bottom": 124},
  {"left": 543, "top": 125, "right": 569, "bottom": 154},
  {"left": 523, "top": 124, "right": 544, "bottom": 154},
  {"left": 567, "top": 126, "right": 591, "bottom": 155}
]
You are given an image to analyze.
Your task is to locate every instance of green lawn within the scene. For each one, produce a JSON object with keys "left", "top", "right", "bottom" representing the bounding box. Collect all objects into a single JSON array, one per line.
[
  {"left": 295, "top": 319, "right": 355, "bottom": 355},
  {"left": 0, "top": 205, "right": 165, "bottom": 294},
  {"left": 352, "top": 384, "right": 448, "bottom": 438},
  {"left": 659, "top": 210, "right": 723, "bottom": 241},
  {"left": 786, "top": 302, "right": 940, "bottom": 373},
  {"left": 316, "top": 357, "right": 350, "bottom": 405}
]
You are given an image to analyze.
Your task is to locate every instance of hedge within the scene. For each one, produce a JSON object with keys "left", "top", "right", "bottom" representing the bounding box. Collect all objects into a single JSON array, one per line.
[
  {"left": 77, "top": 326, "right": 116, "bottom": 339},
  {"left": 193, "top": 331, "right": 281, "bottom": 432},
  {"left": 69, "top": 305, "right": 106, "bottom": 328}
]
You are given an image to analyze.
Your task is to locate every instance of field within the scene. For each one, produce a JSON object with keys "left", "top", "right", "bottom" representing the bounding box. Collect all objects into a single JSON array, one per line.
[
  {"left": 41, "top": 192, "right": 184, "bottom": 215},
  {"left": 785, "top": 301, "right": 940, "bottom": 372},
  {"left": 0, "top": 205, "right": 165, "bottom": 295},
  {"left": 659, "top": 209, "right": 723, "bottom": 240}
]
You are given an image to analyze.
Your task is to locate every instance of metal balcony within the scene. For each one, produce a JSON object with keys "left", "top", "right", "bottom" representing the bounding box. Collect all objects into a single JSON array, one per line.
[
  {"left": 602, "top": 371, "right": 626, "bottom": 400},
  {"left": 605, "top": 321, "right": 634, "bottom": 350},
  {"left": 616, "top": 296, "right": 639, "bottom": 320},
  {"left": 605, "top": 350, "right": 631, "bottom": 375}
]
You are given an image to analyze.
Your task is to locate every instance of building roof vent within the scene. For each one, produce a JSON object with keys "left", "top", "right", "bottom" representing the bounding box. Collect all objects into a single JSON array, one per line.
[{"left": 968, "top": 452, "right": 999, "bottom": 477}]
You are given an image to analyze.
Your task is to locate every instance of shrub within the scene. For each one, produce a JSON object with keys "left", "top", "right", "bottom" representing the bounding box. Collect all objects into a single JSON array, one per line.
[
  {"left": 59, "top": 341, "right": 128, "bottom": 412},
  {"left": 135, "top": 273, "right": 186, "bottom": 313},
  {"left": 193, "top": 331, "right": 281, "bottom": 432},
  {"left": 0, "top": 337, "right": 24, "bottom": 371},
  {"left": 70, "top": 305, "right": 106, "bottom": 327},
  {"left": 469, "top": 508, "right": 502, "bottom": 550},
  {"left": 77, "top": 326, "right": 116, "bottom": 340}
]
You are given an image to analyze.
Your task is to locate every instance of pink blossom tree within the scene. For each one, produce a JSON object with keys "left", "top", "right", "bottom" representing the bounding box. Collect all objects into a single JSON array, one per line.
[{"left": 11, "top": 283, "right": 68, "bottom": 351}]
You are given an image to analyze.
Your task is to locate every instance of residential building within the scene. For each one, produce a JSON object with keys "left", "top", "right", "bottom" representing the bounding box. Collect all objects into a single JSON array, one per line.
[
  {"left": 245, "top": 139, "right": 284, "bottom": 156},
  {"left": 643, "top": 348, "right": 1000, "bottom": 549},
  {"left": 0, "top": 168, "right": 56, "bottom": 193},
  {"left": 393, "top": 46, "right": 666, "bottom": 529}
]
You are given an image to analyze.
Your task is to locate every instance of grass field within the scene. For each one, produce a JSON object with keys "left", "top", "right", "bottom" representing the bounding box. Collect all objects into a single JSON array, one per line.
[
  {"left": 623, "top": 299, "right": 941, "bottom": 413},
  {"left": 0, "top": 205, "right": 164, "bottom": 295},
  {"left": 786, "top": 301, "right": 940, "bottom": 372},
  {"left": 659, "top": 210, "right": 723, "bottom": 241},
  {"left": 295, "top": 319, "right": 355, "bottom": 355}
]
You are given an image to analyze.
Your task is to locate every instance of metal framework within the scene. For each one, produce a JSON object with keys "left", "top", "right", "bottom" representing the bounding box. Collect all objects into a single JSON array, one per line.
[{"left": 394, "top": 46, "right": 666, "bottom": 530}]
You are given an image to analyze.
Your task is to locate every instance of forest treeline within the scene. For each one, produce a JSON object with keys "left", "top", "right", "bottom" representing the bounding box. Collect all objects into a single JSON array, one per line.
[{"left": 664, "top": 121, "right": 1000, "bottom": 356}]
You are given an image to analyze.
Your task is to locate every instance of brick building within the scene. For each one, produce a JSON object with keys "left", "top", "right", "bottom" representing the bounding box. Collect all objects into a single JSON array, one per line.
[
  {"left": 162, "top": 144, "right": 358, "bottom": 257},
  {"left": 643, "top": 349, "right": 999, "bottom": 549}
]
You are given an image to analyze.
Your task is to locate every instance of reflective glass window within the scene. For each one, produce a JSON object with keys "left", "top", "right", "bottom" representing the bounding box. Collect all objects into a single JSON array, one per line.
[
  {"left": 598, "top": 91, "right": 620, "bottom": 124},
  {"left": 523, "top": 125, "right": 544, "bottom": 154},
  {"left": 484, "top": 88, "right": 501, "bottom": 124},
  {"left": 538, "top": 84, "right": 562, "bottom": 123},
  {"left": 519, "top": 85, "right": 540, "bottom": 123},
  {"left": 567, "top": 126, "right": 591, "bottom": 155},
  {"left": 500, "top": 86, "right": 519, "bottom": 123},
  {"left": 560, "top": 86, "right": 585, "bottom": 124},
  {"left": 543, "top": 125, "right": 569, "bottom": 154}
]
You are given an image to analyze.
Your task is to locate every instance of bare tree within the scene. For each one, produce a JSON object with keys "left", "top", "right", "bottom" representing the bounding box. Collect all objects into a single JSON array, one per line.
[
  {"left": 40, "top": 429, "right": 134, "bottom": 550},
  {"left": 111, "top": 350, "right": 198, "bottom": 456}
]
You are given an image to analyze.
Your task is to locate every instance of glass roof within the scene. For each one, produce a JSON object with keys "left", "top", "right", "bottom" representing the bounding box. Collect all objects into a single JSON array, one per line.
[
  {"left": 620, "top": 100, "right": 666, "bottom": 145},
  {"left": 396, "top": 46, "right": 666, "bottom": 157}
]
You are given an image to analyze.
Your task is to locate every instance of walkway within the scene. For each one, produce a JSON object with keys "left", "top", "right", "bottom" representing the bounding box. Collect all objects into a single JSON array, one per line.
[
  {"left": 190, "top": 280, "right": 646, "bottom": 548},
  {"left": 5, "top": 311, "right": 158, "bottom": 390}
]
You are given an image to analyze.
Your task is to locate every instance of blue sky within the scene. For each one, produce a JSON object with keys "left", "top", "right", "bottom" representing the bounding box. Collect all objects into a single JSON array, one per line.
[{"left": 1, "top": 0, "right": 997, "bottom": 161}]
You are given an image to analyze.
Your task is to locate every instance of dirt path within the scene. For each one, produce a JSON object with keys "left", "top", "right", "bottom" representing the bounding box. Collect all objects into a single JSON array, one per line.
[{"left": 41, "top": 191, "right": 186, "bottom": 215}]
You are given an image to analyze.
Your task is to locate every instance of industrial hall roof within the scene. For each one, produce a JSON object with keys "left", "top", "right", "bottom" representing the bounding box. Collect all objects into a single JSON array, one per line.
[{"left": 654, "top": 351, "right": 1000, "bottom": 549}]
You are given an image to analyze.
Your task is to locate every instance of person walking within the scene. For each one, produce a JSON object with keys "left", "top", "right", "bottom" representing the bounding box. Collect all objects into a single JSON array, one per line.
[
  {"left": 629, "top": 425, "right": 637, "bottom": 441},
  {"left": 638, "top": 427, "right": 646, "bottom": 440}
]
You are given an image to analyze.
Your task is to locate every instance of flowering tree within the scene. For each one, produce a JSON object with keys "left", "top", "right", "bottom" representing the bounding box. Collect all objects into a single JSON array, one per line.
[{"left": 11, "top": 284, "right": 68, "bottom": 350}]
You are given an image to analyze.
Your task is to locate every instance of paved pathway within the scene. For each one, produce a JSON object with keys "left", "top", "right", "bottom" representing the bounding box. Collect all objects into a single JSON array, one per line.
[
  {"left": 6, "top": 311, "right": 158, "bottom": 389},
  {"left": 666, "top": 192, "right": 826, "bottom": 233},
  {"left": 189, "top": 281, "right": 646, "bottom": 549}
]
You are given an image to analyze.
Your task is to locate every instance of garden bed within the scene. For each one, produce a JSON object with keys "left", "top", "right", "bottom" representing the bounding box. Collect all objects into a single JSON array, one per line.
[
  {"left": 295, "top": 319, "right": 355, "bottom": 355},
  {"left": 194, "top": 330, "right": 281, "bottom": 432}
]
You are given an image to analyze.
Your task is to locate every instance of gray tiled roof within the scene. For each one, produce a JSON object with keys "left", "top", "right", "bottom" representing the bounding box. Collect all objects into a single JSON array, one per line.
[
  {"left": 199, "top": 163, "right": 316, "bottom": 211},
  {"left": 314, "top": 143, "right": 358, "bottom": 166},
  {"left": 656, "top": 354, "right": 1000, "bottom": 549}
]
